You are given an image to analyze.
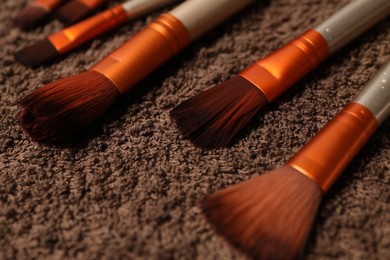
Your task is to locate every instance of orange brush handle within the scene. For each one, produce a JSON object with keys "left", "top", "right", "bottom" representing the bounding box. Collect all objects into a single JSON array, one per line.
[
  {"left": 77, "top": 0, "right": 106, "bottom": 9},
  {"left": 240, "top": 29, "right": 329, "bottom": 102},
  {"left": 90, "top": 13, "right": 190, "bottom": 94},
  {"left": 48, "top": 5, "right": 129, "bottom": 54},
  {"left": 288, "top": 103, "right": 378, "bottom": 192},
  {"left": 35, "top": 0, "right": 63, "bottom": 10}
]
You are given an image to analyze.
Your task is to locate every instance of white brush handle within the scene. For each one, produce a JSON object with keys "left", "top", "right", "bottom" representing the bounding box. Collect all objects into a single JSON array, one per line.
[
  {"left": 169, "top": 0, "right": 256, "bottom": 40},
  {"left": 122, "top": 0, "right": 179, "bottom": 18},
  {"left": 315, "top": 0, "right": 390, "bottom": 54},
  {"left": 354, "top": 61, "right": 390, "bottom": 125}
]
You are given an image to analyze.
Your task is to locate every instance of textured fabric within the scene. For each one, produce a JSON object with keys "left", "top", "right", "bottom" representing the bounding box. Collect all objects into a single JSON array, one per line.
[{"left": 0, "top": 0, "right": 389, "bottom": 259}]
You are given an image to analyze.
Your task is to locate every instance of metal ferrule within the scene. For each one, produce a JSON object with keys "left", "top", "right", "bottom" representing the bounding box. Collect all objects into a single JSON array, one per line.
[
  {"left": 354, "top": 61, "right": 390, "bottom": 125},
  {"left": 48, "top": 5, "right": 129, "bottom": 54},
  {"left": 169, "top": 0, "right": 255, "bottom": 40},
  {"left": 315, "top": 0, "right": 390, "bottom": 54},
  {"left": 90, "top": 13, "right": 190, "bottom": 93},
  {"left": 77, "top": 0, "right": 105, "bottom": 9},
  {"left": 240, "top": 29, "right": 329, "bottom": 102},
  {"left": 34, "top": 0, "right": 63, "bottom": 11},
  {"left": 288, "top": 102, "right": 378, "bottom": 192}
]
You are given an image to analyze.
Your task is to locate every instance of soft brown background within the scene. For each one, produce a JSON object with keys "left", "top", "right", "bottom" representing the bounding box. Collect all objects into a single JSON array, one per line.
[{"left": 0, "top": 0, "right": 389, "bottom": 259}]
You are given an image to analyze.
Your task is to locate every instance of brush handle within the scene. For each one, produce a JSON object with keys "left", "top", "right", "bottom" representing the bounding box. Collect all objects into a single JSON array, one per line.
[
  {"left": 315, "top": 0, "right": 390, "bottom": 54},
  {"left": 123, "top": 0, "right": 179, "bottom": 17},
  {"left": 169, "top": 0, "right": 256, "bottom": 40},
  {"left": 91, "top": 0, "right": 256, "bottom": 93},
  {"left": 354, "top": 61, "right": 390, "bottom": 125},
  {"left": 288, "top": 62, "right": 390, "bottom": 192}
]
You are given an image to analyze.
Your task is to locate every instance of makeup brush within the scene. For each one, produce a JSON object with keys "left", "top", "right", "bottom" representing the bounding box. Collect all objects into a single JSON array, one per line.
[
  {"left": 55, "top": 0, "right": 107, "bottom": 25},
  {"left": 15, "top": 0, "right": 181, "bottom": 67},
  {"left": 200, "top": 61, "right": 390, "bottom": 259},
  {"left": 18, "top": 0, "right": 259, "bottom": 143},
  {"left": 171, "top": 0, "right": 390, "bottom": 148},
  {"left": 14, "top": 0, "right": 64, "bottom": 30}
]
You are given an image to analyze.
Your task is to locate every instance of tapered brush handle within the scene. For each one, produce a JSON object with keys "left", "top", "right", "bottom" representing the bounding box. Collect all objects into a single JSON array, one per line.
[
  {"left": 241, "top": 0, "right": 390, "bottom": 102},
  {"left": 288, "top": 61, "right": 390, "bottom": 192},
  {"left": 123, "top": 0, "right": 179, "bottom": 17},
  {"left": 170, "top": 0, "right": 255, "bottom": 40},
  {"left": 48, "top": 0, "right": 178, "bottom": 54},
  {"left": 315, "top": 0, "right": 390, "bottom": 54},
  {"left": 91, "top": 0, "right": 256, "bottom": 93},
  {"left": 354, "top": 62, "right": 390, "bottom": 125}
]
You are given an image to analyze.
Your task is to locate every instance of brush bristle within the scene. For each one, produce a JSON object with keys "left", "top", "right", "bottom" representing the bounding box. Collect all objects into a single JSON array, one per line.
[
  {"left": 170, "top": 75, "right": 268, "bottom": 148},
  {"left": 55, "top": 0, "right": 97, "bottom": 25},
  {"left": 18, "top": 70, "right": 120, "bottom": 143},
  {"left": 200, "top": 166, "right": 323, "bottom": 259},
  {"left": 13, "top": 5, "right": 50, "bottom": 30},
  {"left": 14, "top": 38, "right": 59, "bottom": 67}
]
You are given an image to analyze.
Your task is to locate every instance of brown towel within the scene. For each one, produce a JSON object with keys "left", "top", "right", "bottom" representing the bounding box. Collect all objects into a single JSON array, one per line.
[{"left": 1, "top": 0, "right": 389, "bottom": 259}]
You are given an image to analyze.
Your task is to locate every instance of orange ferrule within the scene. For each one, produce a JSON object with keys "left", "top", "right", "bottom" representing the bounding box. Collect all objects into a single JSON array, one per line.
[
  {"left": 287, "top": 102, "right": 378, "bottom": 192},
  {"left": 48, "top": 5, "right": 128, "bottom": 54},
  {"left": 77, "top": 0, "right": 106, "bottom": 9},
  {"left": 240, "top": 29, "right": 329, "bottom": 102},
  {"left": 35, "top": 0, "right": 63, "bottom": 10},
  {"left": 90, "top": 13, "right": 190, "bottom": 94}
]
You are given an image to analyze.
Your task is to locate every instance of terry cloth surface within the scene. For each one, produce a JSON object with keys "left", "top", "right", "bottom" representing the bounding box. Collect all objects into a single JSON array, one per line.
[{"left": 0, "top": 0, "right": 389, "bottom": 259}]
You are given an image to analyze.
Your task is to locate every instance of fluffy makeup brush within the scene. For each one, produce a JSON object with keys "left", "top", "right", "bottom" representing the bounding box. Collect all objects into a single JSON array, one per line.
[
  {"left": 55, "top": 0, "right": 106, "bottom": 25},
  {"left": 15, "top": 0, "right": 181, "bottom": 67},
  {"left": 200, "top": 61, "right": 390, "bottom": 259},
  {"left": 18, "top": 0, "right": 259, "bottom": 143},
  {"left": 14, "top": 0, "right": 64, "bottom": 30},
  {"left": 171, "top": 0, "right": 390, "bottom": 148}
]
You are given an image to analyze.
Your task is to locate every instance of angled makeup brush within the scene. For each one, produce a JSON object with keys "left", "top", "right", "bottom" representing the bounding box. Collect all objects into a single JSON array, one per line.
[
  {"left": 171, "top": 0, "right": 390, "bottom": 148},
  {"left": 55, "top": 0, "right": 107, "bottom": 25},
  {"left": 15, "top": 0, "right": 181, "bottom": 67},
  {"left": 18, "top": 0, "right": 259, "bottom": 143},
  {"left": 14, "top": 0, "right": 64, "bottom": 30},
  {"left": 200, "top": 61, "right": 390, "bottom": 259}
]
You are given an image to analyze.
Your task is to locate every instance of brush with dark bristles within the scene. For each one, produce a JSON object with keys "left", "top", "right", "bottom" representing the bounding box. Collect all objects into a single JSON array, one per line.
[
  {"left": 14, "top": 0, "right": 181, "bottom": 67},
  {"left": 55, "top": 0, "right": 107, "bottom": 25},
  {"left": 171, "top": 0, "right": 390, "bottom": 148},
  {"left": 13, "top": 0, "right": 64, "bottom": 30},
  {"left": 200, "top": 61, "right": 390, "bottom": 259},
  {"left": 18, "top": 0, "right": 258, "bottom": 143}
]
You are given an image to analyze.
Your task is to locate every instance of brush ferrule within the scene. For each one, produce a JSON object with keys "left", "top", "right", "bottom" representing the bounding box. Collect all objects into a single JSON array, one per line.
[
  {"left": 48, "top": 5, "right": 128, "bottom": 54},
  {"left": 287, "top": 103, "right": 378, "bottom": 192},
  {"left": 77, "top": 0, "right": 105, "bottom": 9},
  {"left": 90, "top": 13, "right": 190, "bottom": 94},
  {"left": 34, "top": 0, "right": 63, "bottom": 10},
  {"left": 240, "top": 30, "right": 329, "bottom": 102}
]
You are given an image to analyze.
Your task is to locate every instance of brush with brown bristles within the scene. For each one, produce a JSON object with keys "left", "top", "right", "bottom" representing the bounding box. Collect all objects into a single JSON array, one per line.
[
  {"left": 55, "top": 0, "right": 106, "bottom": 25},
  {"left": 171, "top": 0, "right": 390, "bottom": 148},
  {"left": 200, "top": 61, "right": 390, "bottom": 259},
  {"left": 14, "top": 0, "right": 65, "bottom": 30},
  {"left": 14, "top": 0, "right": 181, "bottom": 67},
  {"left": 18, "top": 0, "right": 260, "bottom": 143}
]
